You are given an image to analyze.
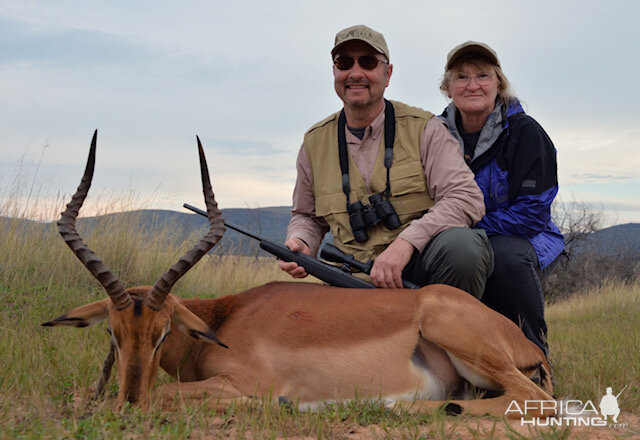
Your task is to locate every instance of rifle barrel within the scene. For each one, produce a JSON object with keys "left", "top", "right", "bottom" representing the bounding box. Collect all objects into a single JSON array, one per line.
[
  {"left": 615, "top": 385, "right": 628, "bottom": 398},
  {"left": 183, "top": 203, "right": 263, "bottom": 241},
  {"left": 183, "top": 202, "right": 374, "bottom": 289},
  {"left": 183, "top": 202, "right": 416, "bottom": 290}
]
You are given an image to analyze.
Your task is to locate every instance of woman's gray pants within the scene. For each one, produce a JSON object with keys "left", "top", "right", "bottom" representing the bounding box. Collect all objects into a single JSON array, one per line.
[{"left": 480, "top": 235, "right": 554, "bottom": 356}]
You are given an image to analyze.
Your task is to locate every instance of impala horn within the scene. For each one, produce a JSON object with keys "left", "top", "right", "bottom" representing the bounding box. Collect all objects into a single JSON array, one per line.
[
  {"left": 145, "top": 137, "right": 226, "bottom": 311},
  {"left": 57, "top": 130, "right": 133, "bottom": 310}
]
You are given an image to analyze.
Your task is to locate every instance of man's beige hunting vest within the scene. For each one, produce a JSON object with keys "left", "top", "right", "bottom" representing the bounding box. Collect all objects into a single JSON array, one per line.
[{"left": 303, "top": 100, "right": 435, "bottom": 262}]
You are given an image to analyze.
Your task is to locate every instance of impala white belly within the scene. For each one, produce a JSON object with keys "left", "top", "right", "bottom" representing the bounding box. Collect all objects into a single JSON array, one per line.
[
  {"left": 446, "top": 352, "right": 502, "bottom": 391},
  {"left": 266, "top": 329, "right": 434, "bottom": 401},
  {"left": 294, "top": 356, "right": 447, "bottom": 411},
  {"left": 389, "top": 356, "right": 449, "bottom": 401},
  {"left": 266, "top": 329, "right": 458, "bottom": 406}
]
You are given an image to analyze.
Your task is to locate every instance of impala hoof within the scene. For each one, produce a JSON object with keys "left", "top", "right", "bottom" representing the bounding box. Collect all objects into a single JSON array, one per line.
[
  {"left": 444, "top": 402, "right": 463, "bottom": 416},
  {"left": 278, "top": 396, "right": 294, "bottom": 413}
]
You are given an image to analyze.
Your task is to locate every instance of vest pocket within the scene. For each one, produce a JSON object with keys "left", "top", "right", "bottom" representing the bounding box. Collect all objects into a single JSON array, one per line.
[
  {"left": 387, "top": 161, "right": 433, "bottom": 217},
  {"left": 315, "top": 192, "right": 355, "bottom": 243},
  {"left": 389, "top": 161, "right": 427, "bottom": 197}
]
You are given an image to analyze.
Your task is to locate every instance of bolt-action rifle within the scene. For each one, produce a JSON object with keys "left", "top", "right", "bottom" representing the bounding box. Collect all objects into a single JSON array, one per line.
[{"left": 183, "top": 203, "right": 419, "bottom": 289}]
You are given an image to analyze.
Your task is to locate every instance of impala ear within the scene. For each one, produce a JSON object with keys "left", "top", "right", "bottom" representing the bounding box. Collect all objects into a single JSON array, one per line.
[
  {"left": 42, "top": 298, "right": 111, "bottom": 328},
  {"left": 171, "top": 302, "right": 228, "bottom": 348}
]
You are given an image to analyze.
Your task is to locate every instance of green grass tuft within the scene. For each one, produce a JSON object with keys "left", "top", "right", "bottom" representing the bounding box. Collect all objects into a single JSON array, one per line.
[{"left": 1, "top": 194, "right": 638, "bottom": 439}]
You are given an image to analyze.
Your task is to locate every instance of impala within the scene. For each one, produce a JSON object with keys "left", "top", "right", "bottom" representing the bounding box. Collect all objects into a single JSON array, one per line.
[{"left": 43, "top": 131, "right": 555, "bottom": 417}]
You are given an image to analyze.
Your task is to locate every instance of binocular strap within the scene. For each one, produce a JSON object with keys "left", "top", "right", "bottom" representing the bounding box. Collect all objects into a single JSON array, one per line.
[{"left": 337, "top": 99, "right": 396, "bottom": 206}]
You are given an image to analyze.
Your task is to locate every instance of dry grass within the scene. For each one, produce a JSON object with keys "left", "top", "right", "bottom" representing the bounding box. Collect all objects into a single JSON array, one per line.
[
  {"left": 1, "top": 185, "right": 638, "bottom": 438},
  {"left": 547, "top": 282, "right": 640, "bottom": 410}
]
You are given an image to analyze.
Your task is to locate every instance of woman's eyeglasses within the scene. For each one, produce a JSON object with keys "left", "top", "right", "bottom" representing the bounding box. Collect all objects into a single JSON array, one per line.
[
  {"left": 451, "top": 71, "right": 495, "bottom": 87},
  {"left": 334, "top": 55, "right": 388, "bottom": 71}
]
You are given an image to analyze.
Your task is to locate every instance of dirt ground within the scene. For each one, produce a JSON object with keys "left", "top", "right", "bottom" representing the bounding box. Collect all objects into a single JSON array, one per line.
[
  {"left": 196, "top": 413, "right": 640, "bottom": 440},
  {"left": 343, "top": 414, "right": 640, "bottom": 440},
  {"left": 71, "top": 386, "right": 640, "bottom": 439}
]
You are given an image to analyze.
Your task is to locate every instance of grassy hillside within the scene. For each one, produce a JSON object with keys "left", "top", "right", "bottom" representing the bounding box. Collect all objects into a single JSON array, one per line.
[
  {"left": 547, "top": 283, "right": 640, "bottom": 406},
  {"left": 0, "top": 209, "right": 638, "bottom": 439}
]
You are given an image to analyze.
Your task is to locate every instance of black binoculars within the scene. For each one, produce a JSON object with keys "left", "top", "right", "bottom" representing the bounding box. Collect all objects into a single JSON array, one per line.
[{"left": 347, "top": 193, "right": 401, "bottom": 243}]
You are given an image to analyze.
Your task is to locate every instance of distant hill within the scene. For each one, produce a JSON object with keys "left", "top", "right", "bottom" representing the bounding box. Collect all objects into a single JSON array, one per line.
[
  {"left": 2, "top": 207, "right": 292, "bottom": 255},
  {"left": 67, "top": 206, "right": 292, "bottom": 255},
  {"left": 572, "top": 222, "right": 640, "bottom": 258},
  {"left": 3, "top": 210, "right": 639, "bottom": 259},
  {"left": 0, "top": 216, "right": 53, "bottom": 238}
]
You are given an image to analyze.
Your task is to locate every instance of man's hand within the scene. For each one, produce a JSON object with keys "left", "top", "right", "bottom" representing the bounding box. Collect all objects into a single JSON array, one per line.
[
  {"left": 369, "top": 238, "right": 414, "bottom": 288},
  {"left": 278, "top": 238, "right": 312, "bottom": 278}
]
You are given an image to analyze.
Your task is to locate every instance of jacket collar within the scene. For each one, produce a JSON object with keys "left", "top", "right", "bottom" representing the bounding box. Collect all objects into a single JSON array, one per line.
[{"left": 439, "top": 99, "right": 524, "bottom": 162}]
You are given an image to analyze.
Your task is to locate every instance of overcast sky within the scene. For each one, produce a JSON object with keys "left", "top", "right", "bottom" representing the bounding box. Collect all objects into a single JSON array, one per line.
[{"left": 1, "top": 0, "right": 638, "bottom": 225}]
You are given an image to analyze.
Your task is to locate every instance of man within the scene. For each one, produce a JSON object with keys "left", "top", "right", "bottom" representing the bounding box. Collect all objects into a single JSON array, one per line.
[
  {"left": 280, "top": 25, "right": 492, "bottom": 296},
  {"left": 599, "top": 387, "right": 621, "bottom": 423}
]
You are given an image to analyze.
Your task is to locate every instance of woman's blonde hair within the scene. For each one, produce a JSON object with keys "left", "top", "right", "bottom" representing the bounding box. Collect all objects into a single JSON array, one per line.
[{"left": 439, "top": 56, "right": 517, "bottom": 107}]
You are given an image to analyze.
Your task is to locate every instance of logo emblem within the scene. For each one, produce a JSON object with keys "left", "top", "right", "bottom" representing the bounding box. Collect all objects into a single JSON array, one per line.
[{"left": 506, "top": 385, "right": 629, "bottom": 428}]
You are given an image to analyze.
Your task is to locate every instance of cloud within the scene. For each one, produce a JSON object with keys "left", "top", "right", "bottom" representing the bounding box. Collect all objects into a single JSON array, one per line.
[
  {"left": 569, "top": 173, "right": 636, "bottom": 182},
  {"left": 602, "top": 201, "right": 640, "bottom": 212},
  {"left": 0, "top": 0, "right": 639, "bottom": 224},
  {"left": 203, "top": 138, "right": 291, "bottom": 156},
  {"left": 0, "top": 16, "right": 151, "bottom": 67},
  {"left": 554, "top": 126, "right": 640, "bottom": 186},
  {"left": 555, "top": 190, "right": 640, "bottom": 226}
]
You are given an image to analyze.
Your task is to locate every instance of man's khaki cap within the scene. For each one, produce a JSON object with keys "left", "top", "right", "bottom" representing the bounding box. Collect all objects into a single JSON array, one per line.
[
  {"left": 331, "top": 25, "right": 390, "bottom": 60},
  {"left": 446, "top": 41, "right": 500, "bottom": 70}
]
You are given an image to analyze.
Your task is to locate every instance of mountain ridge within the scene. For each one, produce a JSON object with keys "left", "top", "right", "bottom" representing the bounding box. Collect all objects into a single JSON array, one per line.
[{"left": 2, "top": 209, "right": 638, "bottom": 258}]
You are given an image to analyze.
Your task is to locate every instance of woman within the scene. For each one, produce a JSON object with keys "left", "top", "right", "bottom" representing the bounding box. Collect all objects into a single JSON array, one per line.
[{"left": 439, "top": 41, "right": 564, "bottom": 356}]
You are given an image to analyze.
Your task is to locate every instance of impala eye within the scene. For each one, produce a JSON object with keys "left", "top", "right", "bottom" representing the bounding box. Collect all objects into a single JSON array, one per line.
[
  {"left": 153, "top": 331, "right": 171, "bottom": 354},
  {"left": 159, "top": 331, "right": 171, "bottom": 344},
  {"left": 107, "top": 327, "right": 120, "bottom": 352}
]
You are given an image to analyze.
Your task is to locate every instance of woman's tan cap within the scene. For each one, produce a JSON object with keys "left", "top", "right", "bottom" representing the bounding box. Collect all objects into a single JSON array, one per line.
[{"left": 446, "top": 41, "right": 500, "bottom": 70}]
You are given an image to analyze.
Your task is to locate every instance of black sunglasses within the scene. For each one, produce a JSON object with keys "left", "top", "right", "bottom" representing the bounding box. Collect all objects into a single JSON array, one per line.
[{"left": 334, "top": 55, "right": 388, "bottom": 71}]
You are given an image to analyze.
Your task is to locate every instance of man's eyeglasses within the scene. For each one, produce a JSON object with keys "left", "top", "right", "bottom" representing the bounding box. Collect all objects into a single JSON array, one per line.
[
  {"left": 451, "top": 71, "right": 495, "bottom": 87},
  {"left": 334, "top": 55, "right": 388, "bottom": 71}
]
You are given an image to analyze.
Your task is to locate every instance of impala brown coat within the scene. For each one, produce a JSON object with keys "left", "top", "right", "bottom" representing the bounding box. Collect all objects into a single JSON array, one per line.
[{"left": 43, "top": 132, "right": 555, "bottom": 419}]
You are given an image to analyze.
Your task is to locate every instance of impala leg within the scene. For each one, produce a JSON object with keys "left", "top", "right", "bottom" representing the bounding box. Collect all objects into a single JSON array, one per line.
[
  {"left": 414, "top": 288, "right": 555, "bottom": 417},
  {"left": 156, "top": 376, "right": 252, "bottom": 410},
  {"left": 394, "top": 368, "right": 556, "bottom": 418},
  {"left": 94, "top": 342, "right": 116, "bottom": 399},
  {"left": 393, "top": 393, "right": 534, "bottom": 418}
]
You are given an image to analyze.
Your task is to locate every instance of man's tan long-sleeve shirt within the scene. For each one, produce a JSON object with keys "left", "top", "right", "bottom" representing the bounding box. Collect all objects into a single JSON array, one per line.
[{"left": 287, "top": 107, "right": 485, "bottom": 257}]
